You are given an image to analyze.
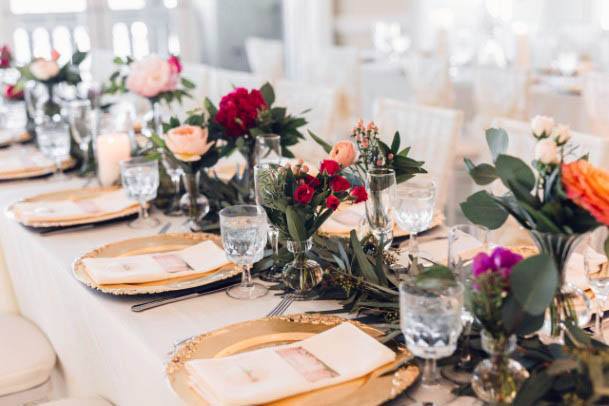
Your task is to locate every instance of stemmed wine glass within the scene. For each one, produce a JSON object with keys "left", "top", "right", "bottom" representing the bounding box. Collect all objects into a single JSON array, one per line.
[
  {"left": 67, "top": 99, "right": 97, "bottom": 176},
  {"left": 36, "top": 116, "right": 71, "bottom": 180},
  {"left": 584, "top": 227, "right": 609, "bottom": 342},
  {"left": 161, "top": 151, "right": 184, "bottom": 216},
  {"left": 120, "top": 157, "right": 160, "bottom": 229},
  {"left": 400, "top": 278, "right": 463, "bottom": 404},
  {"left": 393, "top": 179, "right": 436, "bottom": 266},
  {"left": 219, "top": 205, "right": 269, "bottom": 300},
  {"left": 365, "top": 168, "right": 397, "bottom": 249},
  {"left": 444, "top": 224, "right": 489, "bottom": 383}
]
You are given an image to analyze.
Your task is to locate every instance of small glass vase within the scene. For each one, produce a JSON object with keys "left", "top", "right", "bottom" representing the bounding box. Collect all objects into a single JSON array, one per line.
[
  {"left": 282, "top": 238, "right": 323, "bottom": 295},
  {"left": 471, "top": 331, "right": 529, "bottom": 404},
  {"left": 150, "top": 99, "right": 163, "bottom": 136},
  {"left": 179, "top": 170, "right": 210, "bottom": 232},
  {"left": 528, "top": 230, "right": 592, "bottom": 338},
  {"left": 42, "top": 83, "right": 61, "bottom": 119}
]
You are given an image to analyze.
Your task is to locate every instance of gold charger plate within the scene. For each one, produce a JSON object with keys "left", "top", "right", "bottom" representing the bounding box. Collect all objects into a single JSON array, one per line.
[
  {"left": 0, "top": 157, "right": 75, "bottom": 180},
  {"left": 318, "top": 209, "right": 445, "bottom": 239},
  {"left": 72, "top": 232, "right": 241, "bottom": 295},
  {"left": 7, "top": 186, "right": 140, "bottom": 228},
  {"left": 166, "top": 314, "right": 419, "bottom": 406}
]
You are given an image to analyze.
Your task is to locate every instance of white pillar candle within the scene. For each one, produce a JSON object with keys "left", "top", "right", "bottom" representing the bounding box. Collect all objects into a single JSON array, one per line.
[{"left": 96, "top": 132, "right": 131, "bottom": 187}]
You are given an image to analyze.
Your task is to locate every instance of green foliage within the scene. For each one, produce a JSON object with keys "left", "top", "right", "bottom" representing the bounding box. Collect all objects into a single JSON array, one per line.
[{"left": 18, "top": 50, "right": 87, "bottom": 87}]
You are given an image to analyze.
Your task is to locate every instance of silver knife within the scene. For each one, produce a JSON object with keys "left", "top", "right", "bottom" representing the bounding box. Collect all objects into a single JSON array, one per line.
[{"left": 131, "top": 284, "right": 237, "bottom": 312}]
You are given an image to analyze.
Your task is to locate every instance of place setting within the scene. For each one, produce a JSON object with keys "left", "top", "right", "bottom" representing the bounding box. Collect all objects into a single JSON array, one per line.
[{"left": 4, "top": 6, "right": 609, "bottom": 405}]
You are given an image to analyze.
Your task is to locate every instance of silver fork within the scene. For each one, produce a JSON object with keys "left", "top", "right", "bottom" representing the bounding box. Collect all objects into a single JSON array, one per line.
[{"left": 266, "top": 294, "right": 295, "bottom": 317}]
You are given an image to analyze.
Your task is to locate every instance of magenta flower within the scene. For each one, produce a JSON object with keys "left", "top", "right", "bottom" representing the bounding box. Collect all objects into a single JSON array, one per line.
[{"left": 471, "top": 247, "right": 523, "bottom": 280}]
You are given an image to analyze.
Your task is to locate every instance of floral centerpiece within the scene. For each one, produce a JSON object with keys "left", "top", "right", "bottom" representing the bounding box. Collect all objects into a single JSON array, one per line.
[
  {"left": 469, "top": 247, "right": 531, "bottom": 403},
  {"left": 203, "top": 83, "right": 307, "bottom": 188},
  {"left": 18, "top": 50, "right": 87, "bottom": 118},
  {"left": 105, "top": 54, "right": 194, "bottom": 134},
  {"left": 149, "top": 114, "right": 220, "bottom": 231},
  {"left": 461, "top": 115, "right": 609, "bottom": 336},
  {"left": 312, "top": 120, "right": 426, "bottom": 185},
  {"left": 257, "top": 159, "right": 367, "bottom": 293},
  {"left": 0, "top": 45, "right": 12, "bottom": 70}
]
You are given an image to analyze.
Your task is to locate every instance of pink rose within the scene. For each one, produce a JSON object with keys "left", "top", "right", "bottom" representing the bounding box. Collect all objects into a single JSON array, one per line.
[
  {"left": 126, "top": 55, "right": 178, "bottom": 98},
  {"left": 330, "top": 140, "right": 357, "bottom": 167},
  {"left": 29, "top": 59, "right": 60, "bottom": 81},
  {"left": 165, "top": 125, "right": 214, "bottom": 162}
]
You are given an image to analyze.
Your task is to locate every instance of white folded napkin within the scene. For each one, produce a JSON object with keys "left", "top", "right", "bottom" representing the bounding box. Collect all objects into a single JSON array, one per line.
[
  {"left": 185, "top": 322, "right": 395, "bottom": 405},
  {"left": 319, "top": 204, "right": 366, "bottom": 235},
  {"left": 14, "top": 190, "right": 136, "bottom": 223},
  {"left": 82, "top": 240, "right": 230, "bottom": 285},
  {"left": 0, "top": 153, "right": 53, "bottom": 173}
]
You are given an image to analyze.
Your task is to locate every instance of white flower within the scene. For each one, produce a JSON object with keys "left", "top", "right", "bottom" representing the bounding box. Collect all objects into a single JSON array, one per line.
[
  {"left": 534, "top": 139, "right": 559, "bottom": 165},
  {"left": 29, "top": 59, "right": 60, "bottom": 81},
  {"left": 531, "top": 115, "right": 555, "bottom": 138},
  {"left": 552, "top": 124, "right": 571, "bottom": 144}
]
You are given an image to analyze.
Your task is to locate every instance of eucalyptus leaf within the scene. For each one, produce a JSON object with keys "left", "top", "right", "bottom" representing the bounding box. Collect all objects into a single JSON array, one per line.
[
  {"left": 460, "top": 191, "right": 508, "bottom": 230},
  {"left": 495, "top": 154, "right": 536, "bottom": 192},
  {"left": 260, "top": 82, "right": 275, "bottom": 105},
  {"left": 468, "top": 162, "right": 498, "bottom": 185},
  {"left": 486, "top": 128, "right": 509, "bottom": 162},
  {"left": 510, "top": 254, "right": 558, "bottom": 316}
]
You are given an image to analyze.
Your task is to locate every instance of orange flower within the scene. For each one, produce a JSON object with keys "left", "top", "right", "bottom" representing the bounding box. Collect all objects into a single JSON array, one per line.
[{"left": 562, "top": 160, "right": 609, "bottom": 225}]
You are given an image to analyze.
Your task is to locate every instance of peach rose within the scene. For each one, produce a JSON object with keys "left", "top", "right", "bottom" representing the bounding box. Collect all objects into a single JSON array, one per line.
[
  {"left": 29, "top": 59, "right": 60, "bottom": 81},
  {"left": 165, "top": 125, "right": 214, "bottom": 162},
  {"left": 329, "top": 140, "right": 357, "bottom": 167},
  {"left": 126, "top": 55, "right": 178, "bottom": 98},
  {"left": 562, "top": 160, "right": 609, "bottom": 225}
]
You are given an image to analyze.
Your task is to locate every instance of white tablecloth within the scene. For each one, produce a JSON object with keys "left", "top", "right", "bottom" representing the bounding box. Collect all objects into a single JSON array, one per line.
[{"left": 0, "top": 154, "right": 480, "bottom": 405}]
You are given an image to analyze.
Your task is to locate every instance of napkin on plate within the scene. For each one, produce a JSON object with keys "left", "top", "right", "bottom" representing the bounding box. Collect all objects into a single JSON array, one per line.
[
  {"left": 14, "top": 189, "right": 136, "bottom": 223},
  {"left": 82, "top": 240, "right": 231, "bottom": 285},
  {"left": 0, "top": 152, "right": 52, "bottom": 173},
  {"left": 185, "top": 322, "right": 395, "bottom": 405}
]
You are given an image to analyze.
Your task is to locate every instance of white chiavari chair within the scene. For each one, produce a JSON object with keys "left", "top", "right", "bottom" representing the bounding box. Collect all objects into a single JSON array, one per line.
[
  {"left": 274, "top": 79, "right": 341, "bottom": 163},
  {"left": 372, "top": 98, "right": 463, "bottom": 216},
  {"left": 245, "top": 37, "right": 284, "bottom": 82},
  {"left": 205, "top": 68, "right": 267, "bottom": 106}
]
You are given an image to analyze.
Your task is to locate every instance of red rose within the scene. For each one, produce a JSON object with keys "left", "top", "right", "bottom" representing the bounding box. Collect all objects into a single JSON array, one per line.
[
  {"left": 305, "top": 174, "right": 320, "bottom": 188},
  {"left": 4, "top": 84, "right": 23, "bottom": 100},
  {"left": 350, "top": 186, "right": 368, "bottom": 203},
  {"left": 326, "top": 195, "right": 340, "bottom": 210},
  {"left": 330, "top": 175, "right": 350, "bottom": 192},
  {"left": 319, "top": 159, "right": 341, "bottom": 176},
  {"left": 294, "top": 184, "right": 315, "bottom": 205},
  {"left": 167, "top": 55, "right": 182, "bottom": 73},
  {"left": 216, "top": 87, "right": 268, "bottom": 137}
]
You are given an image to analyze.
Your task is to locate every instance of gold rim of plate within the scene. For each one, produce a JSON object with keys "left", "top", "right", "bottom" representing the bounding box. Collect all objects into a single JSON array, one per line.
[
  {"left": 6, "top": 186, "right": 140, "bottom": 228},
  {"left": 72, "top": 232, "right": 241, "bottom": 295},
  {"left": 0, "top": 157, "right": 75, "bottom": 180},
  {"left": 318, "top": 210, "right": 445, "bottom": 239},
  {"left": 166, "top": 314, "right": 419, "bottom": 406}
]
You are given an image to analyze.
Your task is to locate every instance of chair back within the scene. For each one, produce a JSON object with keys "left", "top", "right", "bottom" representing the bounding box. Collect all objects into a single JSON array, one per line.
[{"left": 245, "top": 37, "right": 284, "bottom": 82}]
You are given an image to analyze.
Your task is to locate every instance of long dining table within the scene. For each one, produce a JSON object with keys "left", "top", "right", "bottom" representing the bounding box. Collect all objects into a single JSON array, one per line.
[{"left": 0, "top": 147, "right": 480, "bottom": 406}]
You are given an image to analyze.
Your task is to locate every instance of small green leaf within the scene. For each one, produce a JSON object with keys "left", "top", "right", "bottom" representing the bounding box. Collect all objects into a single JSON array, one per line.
[
  {"left": 390, "top": 131, "right": 400, "bottom": 153},
  {"left": 510, "top": 254, "right": 559, "bottom": 315},
  {"left": 495, "top": 154, "right": 536, "bottom": 191},
  {"left": 460, "top": 191, "right": 508, "bottom": 230},
  {"left": 181, "top": 77, "right": 195, "bottom": 89},
  {"left": 308, "top": 130, "right": 332, "bottom": 154},
  {"left": 486, "top": 128, "right": 509, "bottom": 162},
  {"left": 286, "top": 206, "right": 306, "bottom": 241},
  {"left": 260, "top": 82, "right": 275, "bottom": 105},
  {"left": 468, "top": 163, "right": 498, "bottom": 185},
  {"left": 350, "top": 231, "right": 379, "bottom": 284}
]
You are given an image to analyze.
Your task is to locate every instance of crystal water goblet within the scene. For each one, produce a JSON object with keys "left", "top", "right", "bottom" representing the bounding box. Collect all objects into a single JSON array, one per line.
[
  {"left": 255, "top": 133, "right": 282, "bottom": 164},
  {"left": 584, "top": 227, "right": 609, "bottom": 342},
  {"left": 67, "top": 99, "right": 98, "bottom": 176},
  {"left": 120, "top": 157, "right": 160, "bottom": 229},
  {"left": 393, "top": 179, "right": 436, "bottom": 264},
  {"left": 400, "top": 278, "right": 463, "bottom": 404},
  {"left": 444, "top": 224, "right": 489, "bottom": 383},
  {"left": 365, "top": 168, "right": 397, "bottom": 248},
  {"left": 36, "top": 116, "right": 71, "bottom": 180},
  {"left": 219, "top": 205, "right": 269, "bottom": 300}
]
